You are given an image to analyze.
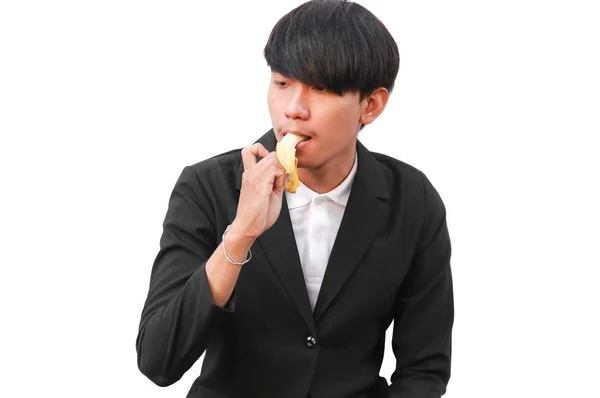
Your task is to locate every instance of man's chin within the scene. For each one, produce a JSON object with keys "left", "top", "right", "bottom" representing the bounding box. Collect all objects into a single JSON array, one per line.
[{"left": 296, "top": 158, "right": 319, "bottom": 170}]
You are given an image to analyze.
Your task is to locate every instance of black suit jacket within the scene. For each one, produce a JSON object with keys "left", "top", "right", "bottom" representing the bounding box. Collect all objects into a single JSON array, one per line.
[{"left": 136, "top": 130, "right": 453, "bottom": 398}]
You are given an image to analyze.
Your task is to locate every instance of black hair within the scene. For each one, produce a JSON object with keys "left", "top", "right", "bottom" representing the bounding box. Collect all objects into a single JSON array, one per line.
[{"left": 264, "top": 0, "right": 400, "bottom": 100}]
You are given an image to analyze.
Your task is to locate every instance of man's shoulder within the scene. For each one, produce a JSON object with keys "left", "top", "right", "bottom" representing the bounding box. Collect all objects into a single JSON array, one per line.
[
  {"left": 185, "top": 147, "right": 242, "bottom": 179},
  {"left": 176, "top": 130, "right": 273, "bottom": 189},
  {"left": 189, "top": 147, "right": 242, "bottom": 172},
  {"left": 371, "top": 151, "right": 426, "bottom": 184},
  {"left": 186, "top": 130, "right": 274, "bottom": 177},
  {"left": 369, "top": 150, "right": 445, "bottom": 210},
  {"left": 172, "top": 148, "right": 243, "bottom": 193}
]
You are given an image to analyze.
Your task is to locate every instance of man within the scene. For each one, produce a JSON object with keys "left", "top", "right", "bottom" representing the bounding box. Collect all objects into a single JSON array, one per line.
[{"left": 136, "top": 1, "right": 453, "bottom": 397}]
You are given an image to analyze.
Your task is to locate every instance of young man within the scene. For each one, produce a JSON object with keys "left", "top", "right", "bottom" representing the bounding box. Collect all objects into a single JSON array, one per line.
[{"left": 136, "top": 1, "right": 453, "bottom": 397}]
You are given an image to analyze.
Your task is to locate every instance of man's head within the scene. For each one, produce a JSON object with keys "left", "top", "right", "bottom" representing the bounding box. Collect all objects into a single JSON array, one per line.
[
  {"left": 264, "top": 0, "right": 399, "bottom": 174},
  {"left": 264, "top": 0, "right": 400, "bottom": 100}
]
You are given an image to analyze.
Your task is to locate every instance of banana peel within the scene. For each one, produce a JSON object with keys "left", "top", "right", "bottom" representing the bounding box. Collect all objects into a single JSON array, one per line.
[
  {"left": 276, "top": 133, "right": 307, "bottom": 194},
  {"left": 285, "top": 158, "right": 300, "bottom": 194}
]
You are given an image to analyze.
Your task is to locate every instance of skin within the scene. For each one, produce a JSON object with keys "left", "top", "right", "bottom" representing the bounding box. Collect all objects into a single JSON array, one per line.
[{"left": 206, "top": 71, "right": 389, "bottom": 306}]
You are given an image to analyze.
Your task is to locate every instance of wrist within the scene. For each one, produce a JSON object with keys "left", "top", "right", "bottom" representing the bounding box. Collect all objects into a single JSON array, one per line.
[
  {"left": 226, "top": 220, "right": 258, "bottom": 247},
  {"left": 223, "top": 229, "right": 252, "bottom": 266}
]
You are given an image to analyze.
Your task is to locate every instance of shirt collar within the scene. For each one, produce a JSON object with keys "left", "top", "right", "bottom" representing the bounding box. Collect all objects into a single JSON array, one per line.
[{"left": 286, "top": 152, "right": 358, "bottom": 209}]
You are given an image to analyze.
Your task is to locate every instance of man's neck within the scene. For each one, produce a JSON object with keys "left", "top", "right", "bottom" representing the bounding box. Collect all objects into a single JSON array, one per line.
[{"left": 297, "top": 149, "right": 357, "bottom": 194}]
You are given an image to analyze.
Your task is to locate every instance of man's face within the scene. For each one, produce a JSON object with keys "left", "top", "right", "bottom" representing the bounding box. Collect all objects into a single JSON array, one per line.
[{"left": 267, "top": 72, "right": 365, "bottom": 171}]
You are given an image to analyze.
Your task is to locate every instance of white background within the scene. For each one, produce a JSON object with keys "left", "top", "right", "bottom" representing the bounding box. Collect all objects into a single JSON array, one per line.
[{"left": 1, "top": 1, "right": 599, "bottom": 397}]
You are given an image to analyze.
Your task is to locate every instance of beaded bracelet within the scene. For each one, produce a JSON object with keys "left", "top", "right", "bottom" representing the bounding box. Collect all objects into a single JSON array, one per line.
[{"left": 221, "top": 224, "right": 252, "bottom": 265}]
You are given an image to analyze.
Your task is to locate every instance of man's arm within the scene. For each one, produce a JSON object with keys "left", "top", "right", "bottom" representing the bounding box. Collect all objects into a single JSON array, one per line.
[
  {"left": 136, "top": 165, "right": 249, "bottom": 387},
  {"left": 137, "top": 145, "right": 289, "bottom": 387},
  {"left": 388, "top": 174, "right": 454, "bottom": 397}
]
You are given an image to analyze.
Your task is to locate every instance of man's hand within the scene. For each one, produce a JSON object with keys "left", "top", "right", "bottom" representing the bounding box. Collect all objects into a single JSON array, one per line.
[{"left": 230, "top": 143, "right": 290, "bottom": 240}]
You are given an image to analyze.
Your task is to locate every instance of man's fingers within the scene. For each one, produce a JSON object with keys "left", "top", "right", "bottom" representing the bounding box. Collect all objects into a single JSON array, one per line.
[
  {"left": 241, "top": 143, "right": 271, "bottom": 171},
  {"left": 241, "top": 149, "right": 289, "bottom": 195},
  {"left": 273, "top": 168, "right": 289, "bottom": 192}
]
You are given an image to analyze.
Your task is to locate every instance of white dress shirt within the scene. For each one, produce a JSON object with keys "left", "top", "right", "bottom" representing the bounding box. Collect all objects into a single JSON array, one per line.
[{"left": 285, "top": 154, "right": 358, "bottom": 311}]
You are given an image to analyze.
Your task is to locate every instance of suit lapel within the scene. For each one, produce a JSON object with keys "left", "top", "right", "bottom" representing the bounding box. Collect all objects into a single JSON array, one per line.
[
  {"left": 312, "top": 141, "right": 390, "bottom": 322},
  {"left": 256, "top": 198, "right": 317, "bottom": 334},
  {"left": 236, "top": 130, "right": 316, "bottom": 334}
]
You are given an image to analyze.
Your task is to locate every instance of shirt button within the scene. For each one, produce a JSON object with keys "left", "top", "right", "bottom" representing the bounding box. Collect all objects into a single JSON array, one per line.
[{"left": 305, "top": 336, "right": 317, "bottom": 348}]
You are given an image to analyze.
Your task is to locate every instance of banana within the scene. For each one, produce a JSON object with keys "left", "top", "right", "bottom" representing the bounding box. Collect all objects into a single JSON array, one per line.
[{"left": 276, "top": 133, "right": 307, "bottom": 194}]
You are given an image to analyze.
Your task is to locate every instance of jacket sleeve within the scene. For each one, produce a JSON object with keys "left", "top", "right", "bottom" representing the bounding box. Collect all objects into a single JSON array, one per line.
[
  {"left": 136, "top": 166, "right": 233, "bottom": 387},
  {"left": 388, "top": 174, "right": 454, "bottom": 397}
]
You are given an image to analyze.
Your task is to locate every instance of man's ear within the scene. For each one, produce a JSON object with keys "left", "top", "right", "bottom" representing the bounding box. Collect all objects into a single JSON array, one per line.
[{"left": 359, "top": 87, "right": 389, "bottom": 126}]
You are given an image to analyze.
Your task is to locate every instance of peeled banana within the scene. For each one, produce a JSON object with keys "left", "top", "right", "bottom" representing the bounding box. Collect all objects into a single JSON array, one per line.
[{"left": 276, "top": 133, "right": 307, "bottom": 194}]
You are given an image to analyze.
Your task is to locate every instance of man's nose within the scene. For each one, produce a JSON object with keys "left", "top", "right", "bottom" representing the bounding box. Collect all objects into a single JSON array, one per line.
[{"left": 284, "top": 89, "right": 310, "bottom": 120}]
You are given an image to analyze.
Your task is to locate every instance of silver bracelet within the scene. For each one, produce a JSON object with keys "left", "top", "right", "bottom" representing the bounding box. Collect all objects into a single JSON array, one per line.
[{"left": 221, "top": 224, "right": 252, "bottom": 265}]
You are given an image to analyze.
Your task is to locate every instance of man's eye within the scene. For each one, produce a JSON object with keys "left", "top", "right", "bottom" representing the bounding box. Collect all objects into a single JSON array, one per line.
[
  {"left": 312, "top": 86, "right": 327, "bottom": 92},
  {"left": 274, "top": 81, "right": 288, "bottom": 87}
]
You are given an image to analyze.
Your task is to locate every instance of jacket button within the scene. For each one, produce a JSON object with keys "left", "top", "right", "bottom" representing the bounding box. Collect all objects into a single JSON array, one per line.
[{"left": 305, "top": 336, "right": 317, "bottom": 348}]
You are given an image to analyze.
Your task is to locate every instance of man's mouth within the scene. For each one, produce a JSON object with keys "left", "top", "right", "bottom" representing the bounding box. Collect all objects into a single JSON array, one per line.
[
  {"left": 282, "top": 130, "right": 311, "bottom": 140},
  {"left": 295, "top": 137, "right": 311, "bottom": 150}
]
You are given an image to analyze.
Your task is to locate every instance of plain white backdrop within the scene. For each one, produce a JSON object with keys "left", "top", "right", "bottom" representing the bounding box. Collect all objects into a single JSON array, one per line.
[{"left": 1, "top": 1, "right": 599, "bottom": 397}]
